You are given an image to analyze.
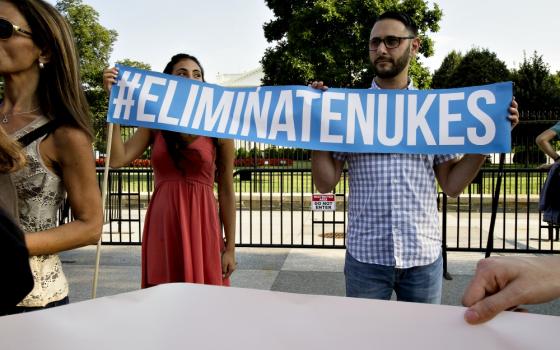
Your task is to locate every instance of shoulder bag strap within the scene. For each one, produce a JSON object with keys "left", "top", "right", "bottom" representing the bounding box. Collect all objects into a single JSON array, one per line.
[{"left": 16, "top": 120, "right": 59, "bottom": 147}]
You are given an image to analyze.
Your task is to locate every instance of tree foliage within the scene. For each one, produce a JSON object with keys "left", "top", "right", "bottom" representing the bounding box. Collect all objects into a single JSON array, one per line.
[
  {"left": 116, "top": 59, "right": 152, "bottom": 71},
  {"left": 261, "top": 0, "right": 442, "bottom": 88},
  {"left": 55, "top": 1, "right": 150, "bottom": 152},
  {"left": 56, "top": 0, "right": 117, "bottom": 88},
  {"left": 432, "top": 49, "right": 560, "bottom": 163},
  {"left": 511, "top": 51, "right": 560, "bottom": 110},
  {"left": 431, "top": 50, "right": 462, "bottom": 88},
  {"left": 56, "top": 0, "right": 117, "bottom": 151},
  {"left": 432, "top": 49, "right": 560, "bottom": 112},
  {"left": 448, "top": 48, "right": 510, "bottom": 87}
]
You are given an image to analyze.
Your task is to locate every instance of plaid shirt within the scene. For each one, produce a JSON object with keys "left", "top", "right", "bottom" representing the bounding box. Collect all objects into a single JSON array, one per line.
[
  {"left": 551, "top": 121, "right": 560, "bottom": 137},
  {"left": 334, "top": 79, "right": 459, "bottom": 268}
]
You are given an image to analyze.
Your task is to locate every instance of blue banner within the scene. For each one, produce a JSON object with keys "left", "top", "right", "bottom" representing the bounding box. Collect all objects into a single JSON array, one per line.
[{"left": 107, "top": 65, "right": 512, "bottom": 154}]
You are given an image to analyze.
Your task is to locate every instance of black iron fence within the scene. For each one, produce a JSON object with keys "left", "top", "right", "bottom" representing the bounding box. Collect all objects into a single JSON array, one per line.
[
  {"left": 96, "top": 110, "right": 559, "bottom": 249},
  {"left": 441, "top": 167, "right": 559, "bottom": 254},
  {"left": 97, "top": 167, "right": 559, "bottom": 257},
  {"left": 97, "top": 168, "right": 153, "bottom": 245},
  {"left": 234, "top": 168, "right": 347, "bottom": 248}
]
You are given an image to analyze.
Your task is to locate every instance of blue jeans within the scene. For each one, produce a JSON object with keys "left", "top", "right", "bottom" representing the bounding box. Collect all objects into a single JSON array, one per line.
[{"left": 344, "top": 252, "right": 443, "bottom": 304}]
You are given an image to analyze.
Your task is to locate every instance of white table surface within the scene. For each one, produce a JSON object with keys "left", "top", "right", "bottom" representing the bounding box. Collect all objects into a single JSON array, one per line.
[{"left": 0, "top": 283, "right": 558, "bottom": 350}]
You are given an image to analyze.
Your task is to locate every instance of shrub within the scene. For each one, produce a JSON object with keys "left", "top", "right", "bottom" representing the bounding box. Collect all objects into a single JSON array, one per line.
[{"left": 236, "top": 147, "right": 249, "bottom": 159}]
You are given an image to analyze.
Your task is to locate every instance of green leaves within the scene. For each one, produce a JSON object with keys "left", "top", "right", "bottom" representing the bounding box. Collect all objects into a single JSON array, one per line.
[
  {"left": 431, "top": 50, "right": 462, "bottom": 88},
  {"left": 56, "top": 0, "right": 117, "bottom": 88},
  {"left": 55, "top": 0, "right": 116, "bottom": 151},
  {"left": 433, "top": 48, "right": 510, "bottom": 88},
  {"left": 55, "top": 1, "right": 148, "bottom": 152},
  {"left": 116, "top": 59, "right": 152, "bottom": 71},
  {"left": 261, "top": 0, "right": 441, "bottom": 87},
  {"left": 511, "top": 51, "right": 560, "bottom": 110}
]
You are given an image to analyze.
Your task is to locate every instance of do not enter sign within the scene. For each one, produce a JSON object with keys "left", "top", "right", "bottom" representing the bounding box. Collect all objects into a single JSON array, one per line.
[{"left": 311, "top": 194, "right": 336, "bottom": 211}]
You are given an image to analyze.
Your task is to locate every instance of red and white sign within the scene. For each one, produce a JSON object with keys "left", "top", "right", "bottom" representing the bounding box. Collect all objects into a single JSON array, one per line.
[{"left": 311, "top": 194, "right": 336, "bottom": 211}]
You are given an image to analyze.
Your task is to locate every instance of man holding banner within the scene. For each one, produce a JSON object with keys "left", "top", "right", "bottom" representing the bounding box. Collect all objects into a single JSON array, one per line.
[
  {"left": 311, "top": 11, "right": 519, "bottom": 304},
  {"left": 105, "top": 8, "right": 519, "bottom": 306}
]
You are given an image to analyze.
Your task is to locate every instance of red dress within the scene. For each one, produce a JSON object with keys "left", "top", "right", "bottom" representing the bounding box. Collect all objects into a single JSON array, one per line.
[{"left": 141, "top": 132, "right": 229, "bottom": 287}]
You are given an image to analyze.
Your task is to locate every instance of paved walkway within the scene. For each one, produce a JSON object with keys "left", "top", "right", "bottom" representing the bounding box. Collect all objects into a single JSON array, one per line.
[{"left": 60, "top": 246, "right": 560, "bottom": 317}]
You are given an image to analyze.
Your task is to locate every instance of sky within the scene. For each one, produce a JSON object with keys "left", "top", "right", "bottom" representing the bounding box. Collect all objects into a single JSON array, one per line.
[{"left": 46, "top": 0, "right": 560, "bottom": 84}]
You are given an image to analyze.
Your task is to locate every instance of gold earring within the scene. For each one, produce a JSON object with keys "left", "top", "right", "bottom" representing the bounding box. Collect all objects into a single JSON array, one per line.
[{"left": 39, "top": 62, "right": 44, "bottom": 69}]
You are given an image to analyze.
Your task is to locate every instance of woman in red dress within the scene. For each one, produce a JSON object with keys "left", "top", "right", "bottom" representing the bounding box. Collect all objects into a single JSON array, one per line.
[{"left": 103, "top": 54, "right": 236, "bottom": 287}]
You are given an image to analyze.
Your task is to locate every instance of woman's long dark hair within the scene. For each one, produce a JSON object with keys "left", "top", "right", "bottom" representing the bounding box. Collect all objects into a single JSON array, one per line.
[
  {"left": 0, "top": 128, "right": 25, "bottom": 173},
  {"left": 161, "top": 54, "right": 218, "bottom": 173},
  {"left": 12, "top": 0, "right": 93, "bottom": 139}
]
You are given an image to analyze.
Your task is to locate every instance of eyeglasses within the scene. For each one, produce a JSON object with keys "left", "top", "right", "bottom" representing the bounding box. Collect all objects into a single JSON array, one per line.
[
  {"left": 0, "top": 18, "right": 32, "bottom": 40},
  {"left": 369, "top": 36, "right": 414, "bottom": 51}
]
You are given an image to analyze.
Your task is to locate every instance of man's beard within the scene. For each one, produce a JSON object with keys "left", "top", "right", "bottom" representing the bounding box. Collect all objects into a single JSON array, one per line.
[{"left": 372, "top": 46, "right": 410, "bottom": 79}]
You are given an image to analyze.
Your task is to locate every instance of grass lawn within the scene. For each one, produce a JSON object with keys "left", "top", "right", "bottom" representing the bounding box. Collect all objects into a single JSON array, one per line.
[{"left": 99, "top": 164, "right": 547, "bottom": 196}]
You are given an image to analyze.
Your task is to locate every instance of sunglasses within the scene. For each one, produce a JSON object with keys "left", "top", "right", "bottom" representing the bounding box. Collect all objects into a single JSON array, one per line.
[{"left": 0, "top": 17, "right": 32, "bottom": 40}]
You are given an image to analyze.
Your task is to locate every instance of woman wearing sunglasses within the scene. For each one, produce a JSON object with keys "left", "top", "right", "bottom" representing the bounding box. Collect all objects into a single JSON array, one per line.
[
  {"left": 0, "top": 0, "right": 103, "bottom": 313},
  {"left": 103, "top": 54, "right": 236, "bottom": 288}
]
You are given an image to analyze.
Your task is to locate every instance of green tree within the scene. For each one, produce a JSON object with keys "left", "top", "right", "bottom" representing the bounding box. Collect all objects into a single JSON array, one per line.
[
  {"left": 431, "top": 50, "right": 462, "bottom": 88},
  {"left": 408, "top": 58, "right": 432, "bottom": 89},
  {"left": 263, "top": 146, "right": 280, "bottom": 159},
  {"left": 56, "top": 0, "right": 117, "bottom": 151},
  {"left": 447, "top": 48, "right": 510, "bottom": 87},
  {"left": 56, "top": 0, "right": 117, "bottom": 88},
  {"left": 116, "top": 59, "right": 152, "bottom": 71},
  {"left": 511, "top": 51, "right": 560, "bottom": 110},
  {"left": 56, "top": 1, "right": 152, "bottom": 152},
  {"left": 509, "top": 52, "right": 560, "bottom": 166},
  {"left": 553, "top": 71, "right": 560, "bottom": 86},
  {"left": 236, "top": 147, "right": 249, "bottom": 159},
  {"left": 248, "top": 147, "right": 262, "bottom": 159},
  {"left": 261, "top": 0, "right": 442, "bottom": 89},
  {"left": 292, "top": 148, "right": 311, "bottom": 161}
]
